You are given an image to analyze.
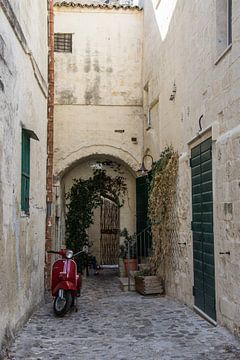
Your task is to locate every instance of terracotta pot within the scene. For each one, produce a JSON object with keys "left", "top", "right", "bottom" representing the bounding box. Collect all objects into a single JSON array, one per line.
[{"left": 123, "top": 259, "right": 138, "bottom": 277}]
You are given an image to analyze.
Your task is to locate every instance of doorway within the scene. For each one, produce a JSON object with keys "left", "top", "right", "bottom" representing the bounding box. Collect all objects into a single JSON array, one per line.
[
  {"left": 100, "top": 197, "right": 120, "bottom": 265},
  {"left": 191, "top": 137, "right": 216, "bottom": 321}
]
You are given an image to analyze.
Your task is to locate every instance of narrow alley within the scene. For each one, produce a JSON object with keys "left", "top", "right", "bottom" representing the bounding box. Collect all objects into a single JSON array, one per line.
[
  {"left": 1, "top": 0, "right": 240, "bottom": 356},
  {"left": 9, "top": 271, "right": 240, "bottom": 360}
]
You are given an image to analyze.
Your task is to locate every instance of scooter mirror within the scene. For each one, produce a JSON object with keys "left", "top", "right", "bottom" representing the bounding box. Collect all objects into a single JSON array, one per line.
[{"left": 82, "top": 245, "right": 88, "bottom": 253}]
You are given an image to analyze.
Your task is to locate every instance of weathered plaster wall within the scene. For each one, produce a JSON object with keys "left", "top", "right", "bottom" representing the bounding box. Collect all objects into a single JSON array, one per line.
[
  {"left": 143, "top": 0, "right": 240, "bottom": 334},
  {"left": 53, "top": 5, "right": 144, "bottom": 246},
  {"left": 54, "top": 6, "right": 144, "bottom": 176},
  {"left": 54, "top": 7, "right": 143, "bottom": 107},
  {"left": 0, "top": 2, "right": 47, "bottom": 348}
]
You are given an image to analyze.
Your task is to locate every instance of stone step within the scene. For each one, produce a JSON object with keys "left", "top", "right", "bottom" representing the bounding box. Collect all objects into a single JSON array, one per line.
[{"left": 119, "top": 277, "right": 135, "bottom": 292}]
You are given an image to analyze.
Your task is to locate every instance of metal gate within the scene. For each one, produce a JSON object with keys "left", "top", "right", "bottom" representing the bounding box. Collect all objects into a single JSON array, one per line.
[
  {"left": 191, "top": 137, "right": 216, "bottom": 321},
  {"left": 100, "top": 197, "right": 120, "bottom": 265}
]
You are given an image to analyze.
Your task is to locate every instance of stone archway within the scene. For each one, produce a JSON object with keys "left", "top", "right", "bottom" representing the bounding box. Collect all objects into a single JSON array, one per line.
[
  {"left": 54, "top": 145, "right": 141, "bottom": 180},
  {"left": 53, "top": 154, "right": 137, "bottom": 259}
]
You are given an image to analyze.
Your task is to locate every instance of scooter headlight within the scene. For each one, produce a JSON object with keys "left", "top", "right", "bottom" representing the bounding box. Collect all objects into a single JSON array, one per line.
[{"left": 66, "top": 250, "right": 73, "bottom": 259}]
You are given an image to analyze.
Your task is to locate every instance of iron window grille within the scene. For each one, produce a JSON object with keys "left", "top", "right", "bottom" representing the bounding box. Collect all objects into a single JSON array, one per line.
[{"left": 54, "top": 33, "right": 72, "bottom": 53}]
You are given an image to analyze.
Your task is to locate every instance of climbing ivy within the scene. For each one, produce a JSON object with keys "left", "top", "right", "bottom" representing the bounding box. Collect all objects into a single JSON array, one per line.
[
  {"left": 148, "top": 146, "right": 179, "bottom": 278},
  {"left": 65, "top": 169, "right": 127, "bottom": 256}
]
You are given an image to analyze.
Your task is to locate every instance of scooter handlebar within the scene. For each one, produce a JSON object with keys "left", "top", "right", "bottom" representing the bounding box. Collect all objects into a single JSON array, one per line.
[{"left": 47, "top": 250, "right": 60, "bottom": 254}]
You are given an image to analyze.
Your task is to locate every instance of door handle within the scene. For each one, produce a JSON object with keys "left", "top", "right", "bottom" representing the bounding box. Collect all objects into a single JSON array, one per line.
[{"left": 219, "top": 251, "right": 230, "bottom": 255}]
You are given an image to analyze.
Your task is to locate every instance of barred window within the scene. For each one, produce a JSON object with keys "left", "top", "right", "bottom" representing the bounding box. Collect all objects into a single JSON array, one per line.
[{"left": 54, "top": 33, "right": 72, "bottom": 53}]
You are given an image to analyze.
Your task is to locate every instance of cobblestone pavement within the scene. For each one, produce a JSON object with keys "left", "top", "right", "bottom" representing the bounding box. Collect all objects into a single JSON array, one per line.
[{"left": 8, "top": 270, "right": 240, "bottom": 360}]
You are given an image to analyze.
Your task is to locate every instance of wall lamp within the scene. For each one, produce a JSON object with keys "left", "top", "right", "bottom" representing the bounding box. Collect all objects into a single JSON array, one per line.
[{"left": 137, "top": 154, "right": 154, "bottom": 176}]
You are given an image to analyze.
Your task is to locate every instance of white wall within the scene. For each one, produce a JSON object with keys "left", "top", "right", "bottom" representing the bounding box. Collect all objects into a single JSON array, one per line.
[
  {"left": 53, "top": 5, "right": 144, "bottom": 252},
  {"left": 54, "top": 6, "right": 144, "bottom": 177},
  {"left": 0, "top": 2, "right": 48, "bottom": 347},
  {"left": 143, "top": 0, "right": 240, "bottom": 334}
]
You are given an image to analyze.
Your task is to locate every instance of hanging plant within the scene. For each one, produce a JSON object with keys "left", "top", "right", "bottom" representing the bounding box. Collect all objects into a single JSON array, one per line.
[
  {"left": 65, "top": 169, "right": 127, "bottom": 257},
  {"left": 148, "top": 146, "right": 179, "bottom": 278}
]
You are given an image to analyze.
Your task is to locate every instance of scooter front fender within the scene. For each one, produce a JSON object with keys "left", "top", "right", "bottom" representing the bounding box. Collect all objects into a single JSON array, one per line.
[{"left": 52, "top": 281, "right": 76, "bottom": 297}]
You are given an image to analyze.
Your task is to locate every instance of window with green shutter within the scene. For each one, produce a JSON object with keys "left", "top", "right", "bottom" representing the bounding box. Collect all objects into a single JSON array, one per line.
[{"left": 21, "top": 129, "right": 30, "bottom": 213}]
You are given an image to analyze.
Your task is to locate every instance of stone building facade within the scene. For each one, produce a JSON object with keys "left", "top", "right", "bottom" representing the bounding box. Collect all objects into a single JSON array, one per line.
[
  {"left": 143, "top": 0, "right": 240, "bottom": 335},
  {"left": 53, "top": 0, "right": 240, "bottom": 335},
  {"left": 53, "top": 1, "right": 144, "bottom": 252},
  {"left": 0, "top": 0, "right": 48, "bottom": 348}
]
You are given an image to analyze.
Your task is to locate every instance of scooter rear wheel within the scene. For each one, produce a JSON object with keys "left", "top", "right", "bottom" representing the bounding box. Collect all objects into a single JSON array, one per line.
[{"left": 53, "top": 290, "right": 72, "bottom": 317}]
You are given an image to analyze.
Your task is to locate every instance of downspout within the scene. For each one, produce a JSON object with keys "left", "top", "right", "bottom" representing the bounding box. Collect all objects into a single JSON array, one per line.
[{"left": 45, "top": 0, "right": 54, "bottom": 289}]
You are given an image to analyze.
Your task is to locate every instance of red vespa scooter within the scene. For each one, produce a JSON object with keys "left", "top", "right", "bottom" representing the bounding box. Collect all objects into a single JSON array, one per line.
[{"left": 47, "top": 247, "right": 87, "bottom": 317}]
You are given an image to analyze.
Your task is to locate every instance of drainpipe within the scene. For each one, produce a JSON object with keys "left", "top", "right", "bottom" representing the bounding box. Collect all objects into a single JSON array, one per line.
[{"left": 45, "top": 0, "right": 54, "bottom": 289}]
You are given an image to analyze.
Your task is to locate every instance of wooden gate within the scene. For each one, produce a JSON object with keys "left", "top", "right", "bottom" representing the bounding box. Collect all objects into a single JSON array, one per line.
[
  {"left": 100, "top": 197, "right": 120, "bottom": 265},
  {"left": 191, "top": 137, "right": 216, "bottom": 321}
]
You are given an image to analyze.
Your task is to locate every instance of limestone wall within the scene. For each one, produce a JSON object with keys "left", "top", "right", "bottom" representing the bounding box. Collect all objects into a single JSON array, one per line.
[
  {"left": 0, "top": 1, "right": 47, "bottom": 348},
  {"left": 53, "top": 5, "right": 144, "bottom": 177},
  {"left": 53, "top": 5, "right": 144, "bottom": 248},
  {"left": 143, "top": 0, "right": 240, "bottom": 334}
]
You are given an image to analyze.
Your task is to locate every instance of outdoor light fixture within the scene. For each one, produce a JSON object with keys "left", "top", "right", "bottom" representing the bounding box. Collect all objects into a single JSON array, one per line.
[{"left": 137, "top": 154, "right": 154, "bottom": 175}]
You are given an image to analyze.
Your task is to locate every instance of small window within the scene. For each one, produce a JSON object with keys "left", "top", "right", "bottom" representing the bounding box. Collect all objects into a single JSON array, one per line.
[
  {"left": 216, "top": 0, "right": 232, "bottom": 57},
  {"left": 21, "top": 129, "right": 30, "bottom": 214},
  {"left": 54, "top": 33, "right": 72, "bottom": 53}
]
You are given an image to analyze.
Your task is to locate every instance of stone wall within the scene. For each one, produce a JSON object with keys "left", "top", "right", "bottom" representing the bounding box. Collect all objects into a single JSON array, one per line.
[
  {"left": 143, "top": 0, "right": 240, "bottom": 334},
  {"left": 53, "top": 5, "right": 144, "bottom": 243},
  {"left": 0, "top": 0, "right": 48, "bottom": 348}
]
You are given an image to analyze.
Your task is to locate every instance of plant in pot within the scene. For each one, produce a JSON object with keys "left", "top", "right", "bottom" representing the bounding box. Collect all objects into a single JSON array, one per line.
[
  {"left": 134, "top": 266, "right": 164, "bottom": 296},
  {"left": 119, "top": 228, "right": 138, "bottom": 277}
]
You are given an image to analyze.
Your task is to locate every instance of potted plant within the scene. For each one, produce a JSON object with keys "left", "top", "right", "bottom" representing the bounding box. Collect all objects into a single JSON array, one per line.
[
  {"left": 134, "top": 266, "right": 164, "bottom": 295},
  {"left": 119, "top": 228, "right": 138, "bottom": 277}
]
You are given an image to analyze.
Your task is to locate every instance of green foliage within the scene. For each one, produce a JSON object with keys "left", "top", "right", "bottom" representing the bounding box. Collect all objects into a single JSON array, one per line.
[
  {"left": 134, "top": 268, "right": 152, "bottom": 277},
  {"left": 65, "top": 169, "right": 127, "bottom": 256},
  {"left": 148, "top": 146, "right": 179, "bottom": 277},
  {"left": 119, "top": 228, "right": 137, "bottom": 259}
]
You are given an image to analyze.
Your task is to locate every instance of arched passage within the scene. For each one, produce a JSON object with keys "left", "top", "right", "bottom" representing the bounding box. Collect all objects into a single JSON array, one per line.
[
  {"left": 54, "top": 145, "right": 141, "bottom": 180},
  {"left": 53, "top": 154, "right": 138, "bottom": 264}
]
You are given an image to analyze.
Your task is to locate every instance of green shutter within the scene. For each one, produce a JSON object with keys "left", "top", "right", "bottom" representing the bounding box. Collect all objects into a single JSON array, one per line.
[{"left": 21, "top": 130, "right": 30, "bottom": 213}]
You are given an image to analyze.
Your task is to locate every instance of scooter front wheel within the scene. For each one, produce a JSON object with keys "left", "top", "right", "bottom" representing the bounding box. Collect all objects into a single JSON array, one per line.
[{"left": 53, "top": 290, "right": 72, "bottom": 317}]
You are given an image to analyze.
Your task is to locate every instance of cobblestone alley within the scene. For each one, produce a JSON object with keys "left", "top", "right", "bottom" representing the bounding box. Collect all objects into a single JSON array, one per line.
[{"left": 8, "top": 271, "right": 240, "bottom": 360}]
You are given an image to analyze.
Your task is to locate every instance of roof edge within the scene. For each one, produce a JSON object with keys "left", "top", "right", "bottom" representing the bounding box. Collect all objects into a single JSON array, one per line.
[{"left": 54, "top": 2, "right": 143, "bottom": 10}]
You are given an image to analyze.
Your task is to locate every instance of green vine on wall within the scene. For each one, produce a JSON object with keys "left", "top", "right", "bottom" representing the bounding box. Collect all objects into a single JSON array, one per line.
[
  {"left": 148, "top": 146, "right": 179, "bottom": 278},
  {"left": 65, "top": 169, "right": 127, "bottom": 256}
]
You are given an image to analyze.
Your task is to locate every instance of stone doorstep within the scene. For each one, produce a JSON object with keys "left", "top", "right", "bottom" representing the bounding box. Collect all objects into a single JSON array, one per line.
[{"left": 119, "top": 277, "right": 135, "bottom": 292}]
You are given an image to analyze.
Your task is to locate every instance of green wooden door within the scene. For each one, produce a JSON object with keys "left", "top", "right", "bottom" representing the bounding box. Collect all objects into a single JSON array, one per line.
[
  {"left": 136, "top": 176, "right": 149, "bottom": 234},
  {"left": 191, "top": 138, "right": 216, "bottom": 321},
  {"left": 136, "top": 175, "right": 152, "bottom": 258}
]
